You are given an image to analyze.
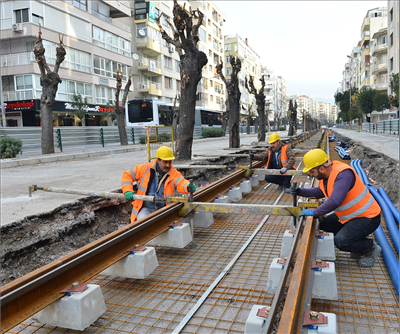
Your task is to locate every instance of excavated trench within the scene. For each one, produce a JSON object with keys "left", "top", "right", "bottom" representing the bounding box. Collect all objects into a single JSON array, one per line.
[{"left": 1, "top": 134, "right": 398, "bottom": 287}]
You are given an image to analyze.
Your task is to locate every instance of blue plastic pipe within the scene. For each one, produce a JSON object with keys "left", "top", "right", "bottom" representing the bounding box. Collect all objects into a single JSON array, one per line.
[
  {"left": 378, "top": 187, "right": 399, "bottom": 225},
  {"left": 373, "top": 224, "right": 399, "bottom": 295},
  {"left": 368, "top": 186, "right": 399, "bottom": 254}
]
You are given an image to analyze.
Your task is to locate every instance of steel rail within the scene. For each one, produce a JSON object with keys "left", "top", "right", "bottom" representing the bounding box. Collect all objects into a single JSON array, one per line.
[{"left": 0, "top": 160, "right": 265, "bottom": 333}]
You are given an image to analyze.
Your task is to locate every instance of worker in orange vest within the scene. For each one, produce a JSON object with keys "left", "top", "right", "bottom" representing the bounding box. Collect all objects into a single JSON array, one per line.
[
  {"left": 249, "top": 133, "right": 296, "bottom": 193},
  {"left": 291, "top": 149, "right": 382, "bottom": 267},
  {"left": 121, "top": 146, "right": 195, "bottom": 222}
]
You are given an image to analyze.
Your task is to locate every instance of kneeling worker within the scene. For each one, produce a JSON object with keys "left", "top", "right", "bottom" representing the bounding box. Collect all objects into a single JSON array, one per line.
[
  {"left": 121, "top": 146, "right": 196, "bottom": 222},
  {"left": 249, "top": 133, "right": 295, "bottom": 193},
  {"left": 290, "top": 149, "right": 381, "bottom": 267}
]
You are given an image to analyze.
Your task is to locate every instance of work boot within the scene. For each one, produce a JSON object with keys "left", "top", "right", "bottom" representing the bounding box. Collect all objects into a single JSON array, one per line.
[
  {"left": 358, "top": 242, "right": 381, "bottom": 267},
  {"left": 277, "top": 185, "right": 284, "bottom": 190}
]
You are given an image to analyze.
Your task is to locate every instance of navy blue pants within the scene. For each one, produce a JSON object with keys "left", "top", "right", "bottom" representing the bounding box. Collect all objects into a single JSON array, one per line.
[
  {"left": 264, "top": 174, "right": 291, "bottom": 188},
  {"left": 319, "top": 213, "right": 381, "bottom": 253}
]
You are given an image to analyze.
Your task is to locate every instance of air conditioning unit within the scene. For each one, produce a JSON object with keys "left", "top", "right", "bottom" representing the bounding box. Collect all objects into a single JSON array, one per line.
[
  {"left": 139, "top": 84, "right": 146, "bottom": 89},
  {"left": 219, "top": 35, "right": 222, "bottom": 39},
  {"left": 12, "top": 23, "right": 23, "bottom": 32},
  {"left": 168, "top": 45, "right": 175, "bottom": 53}
]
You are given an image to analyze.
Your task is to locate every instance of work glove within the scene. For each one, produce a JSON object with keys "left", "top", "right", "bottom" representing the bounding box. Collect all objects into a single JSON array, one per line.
[
  {"left": 249, "top": 153, "right": 255, "bottom": 160},
  {"left": 300, "top": 209, "right": 315, "bottom": 216},
  {"left": 290, "top": 185, "right": 301, "bottom": 196},
  {"left": 187, "top": 184, "right": 197, "bottom": 193},
  {"left": 124, "top": 191, "right": 134, "bottom": 201},
  {"left": 280, "top": 167, "right": 287, "bottom": 174}
]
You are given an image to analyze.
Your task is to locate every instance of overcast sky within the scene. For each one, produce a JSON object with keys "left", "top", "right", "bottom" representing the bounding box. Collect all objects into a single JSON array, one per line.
[{"left": 215, "top": 1, "right": 387, "bottom": 103}]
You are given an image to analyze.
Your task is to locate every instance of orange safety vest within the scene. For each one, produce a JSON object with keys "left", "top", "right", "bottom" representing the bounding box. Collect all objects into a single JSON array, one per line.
[
  {"left": 121, "top": 160, "right": 190, "bottom": 222},
  {"left": 319, "top": 161, "right": 381, "bottom": 224},
  {"left": 266, "top": 145, "right": 295, "bottom": 169}
]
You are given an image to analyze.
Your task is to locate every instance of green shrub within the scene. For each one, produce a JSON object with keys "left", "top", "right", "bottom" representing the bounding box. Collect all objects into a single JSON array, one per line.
[
  {"left": 1, "top": 135, "right": 22, "bottom": 159},
  {"left": 139, "top": 133, "right": 172, "bottom": 144},
  {"left": 202, "top": 128, "right": 225, "bottom": 138}
]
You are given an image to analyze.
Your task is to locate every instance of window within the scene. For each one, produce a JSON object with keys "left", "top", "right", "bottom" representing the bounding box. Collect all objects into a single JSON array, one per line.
[
  {"left": 95, "top": 85, "right": 118, "bottom": 104},
  {"left": 390, "top": 33, "right": 393, "bottom": 47},
  {"left": 175, "top": 60, "right": 180, "bottom": 72},
  {"left": 32, "top": 14, "right": 43, "bottom": 25},
  {"left": 164, "top": 56, "right": 172, "bottom": 69},
  {"left": 93, "top": 55, "right": 128, "bottom": 80},
  {"left": 199, "top": 28, "right": 206, "bottom": 42},
  {"left": 226, "top": 67, "right": 232, "bottom": 75},
  {"left": 165, "top": 77, "right": 172, "bottom": 89},
  {"left": 226, "top": 56, "right": 230, "bottom": 64},
  {"left": 16, "top": 75, "right": 33, "bottom": 90},
  {"left": 390, "top": 9, "right": 393, "bottom": 22},
  {"left": 390, "top": 58, "right": 393, "bottom": 72},
  {"left": 93, "top": 26, "right": 130, "bottom": 56},
  {"left": 15, "top": 9, "right": 29, "bottom": 23},
  {"left": 65, "top": 0, "right": 87, "bottom": 11},
  {"left": 92, "top": 0, "right": 110, "bottom": 22},
  {"left": 382, "top": 36, "right": 386, "bottom": 44},
  {"left": 225, "top": 43, "right": 231, "bottom": 52}
]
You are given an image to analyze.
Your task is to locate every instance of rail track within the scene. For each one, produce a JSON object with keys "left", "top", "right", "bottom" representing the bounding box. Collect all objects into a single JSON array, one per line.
[{"left": 2, "top": 130, "right": 399, "bottom": 334}]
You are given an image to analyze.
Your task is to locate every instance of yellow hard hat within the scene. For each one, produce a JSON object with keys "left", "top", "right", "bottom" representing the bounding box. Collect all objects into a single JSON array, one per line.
[
  {"left": 302, "top": 149, "right": 329, "bottom": 173},
  {"left": 156, "top": 146, "right": 175, "bottom": 160},
  {"left": 268, "top": 133, "right": 280, "bottom": 144}
]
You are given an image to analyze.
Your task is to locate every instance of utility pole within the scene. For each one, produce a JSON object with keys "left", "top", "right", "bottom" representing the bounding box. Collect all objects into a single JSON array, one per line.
[{"left": 0, "top": 76, "right": 6, "bottom": 127}]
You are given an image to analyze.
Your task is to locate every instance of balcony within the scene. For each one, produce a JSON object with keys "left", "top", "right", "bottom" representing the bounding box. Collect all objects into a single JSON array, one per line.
[
  {"left": 137, "top": 82, "right": 163, "bottom": 96},
  {"left": 136, "top": 37, "right": 161, "bottom": 56},
  {"left": 1, "top": 52, "right": 35, "bottom": 67},
  {"left": 360, "top": 30, "right": 370, "bottom": 46},
  {"left": 372, "top": 62, "right": 387, "bottom": 74},
  {"left": 137, "top": 58, "right": 162, "bottom": 75},
  {"left": 372, "top": 43, "right": 387, "bottom": 56}
]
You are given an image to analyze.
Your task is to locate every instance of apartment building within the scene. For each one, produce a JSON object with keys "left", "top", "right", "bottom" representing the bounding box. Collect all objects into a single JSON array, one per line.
[
  {"left": 224, "top": 34, "right": 262, "bottom": 120},
  {"left": 1, "top": 0, "right": 132, "bottom": 127},
  {"left": 371, "top": 27, "right": 388, "bottom": 93},
  {"left": 261, "top": 66, "right": 274, "bottom": 122},
  {"left": 388, "top": 1, "right": 399, "bottom": 80},
  {"left": 357, "top": 7, "right": 387, "bottom": 89}
]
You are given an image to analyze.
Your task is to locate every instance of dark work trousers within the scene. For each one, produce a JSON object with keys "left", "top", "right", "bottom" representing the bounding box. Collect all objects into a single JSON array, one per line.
[
  {"left": 319, "top": 213, "right": 381, "bottom": 254},
  {"left": 264, "top": 174, "right": 292, "bottom": 188}
]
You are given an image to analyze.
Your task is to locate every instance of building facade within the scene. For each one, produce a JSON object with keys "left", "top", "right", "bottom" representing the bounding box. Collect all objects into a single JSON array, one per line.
[{"left": 1, "top": 0, "right": 132, "bottom": 127}]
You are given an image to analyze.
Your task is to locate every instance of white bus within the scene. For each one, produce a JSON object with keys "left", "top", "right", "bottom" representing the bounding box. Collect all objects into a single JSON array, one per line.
[{"left": 126, "top": 98, "right": 223, "bottom": 127}]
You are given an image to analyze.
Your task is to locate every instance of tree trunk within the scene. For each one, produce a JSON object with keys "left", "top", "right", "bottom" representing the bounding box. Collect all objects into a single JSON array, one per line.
[
  {"left": 257, "top": 102, "right": 265, "bottom": 141},
  {"left": 228, "top": 99, "right": 240, "bottom": 148},
  {"left": 116, "top": 107, "right": 128, "bottom": 144},
  {"left": 247, "top": 115, "right": 251, "bottom": 134},
  {"left": 40, "top": 101, "right": 55, "bottom": 154}
]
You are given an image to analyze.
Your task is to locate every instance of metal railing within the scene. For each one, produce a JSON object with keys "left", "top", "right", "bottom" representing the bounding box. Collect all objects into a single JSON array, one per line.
[
  {"left": 1, "top": 52, "right": 35, "bottom": 67},
  {"left": 359, "top": 119, "right": 399, "bottom": 135}
]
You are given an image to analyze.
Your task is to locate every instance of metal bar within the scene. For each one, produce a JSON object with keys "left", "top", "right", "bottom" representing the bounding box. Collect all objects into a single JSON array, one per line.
[
  {"left": 236, "top": 167, "right": 305, "bottom": 176},
  {"left": 29, "top": 185, "right": 165, "bottom": 202},
  {"left": 276, "top": 216, "right": 317, "bottom": 334},
  {"left": 174, "top": 165, "right": 227, "bottom": 169},
  {"left": 177, "top": 202, "right": 302, "bottom": 218},
  {"left": 193, "top": 153, "right": 249, "bottom": 157}
]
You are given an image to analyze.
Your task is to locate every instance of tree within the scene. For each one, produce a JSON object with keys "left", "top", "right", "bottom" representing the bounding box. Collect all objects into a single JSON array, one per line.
[
  {"left": 245, "top": 75, "right": 266, "bottom": 141},
  {"left": 33, "top": 24, "right": 66, "bottom": 154},
  {"left": 105, "top": 100, "right": 117, "bottom": 125},
  {"left": 156, "top": 1, "right": 208, "bottom": 160},
  {"left": 273, "top": 106, "right": 283, "bottom": 131},
  {"left": 217, "top": 56, "right": 241, "bottom": 148},
  {"left": 114, "top": 68, "right": 132, "bottom": 146},
  {"left": 334, "top": 90, "right": 350, "bottom": 114},
  {"left": 357, "top": 86, "right": 377, "bottom": 115},
  {"left": 70, "top": 93, "right": 87, "bottom": 126},
  {"left": 265, "top": 102, "right": 271, "bottom": 133},
  {"left": 373, "top": 92, "right": 389, "bottom": 112},
  {"left": 287, "top": 99, "right": 297, "bottom": 136},
  {"left": 389, "top": 73, "right": 399, "bottom": 108}
]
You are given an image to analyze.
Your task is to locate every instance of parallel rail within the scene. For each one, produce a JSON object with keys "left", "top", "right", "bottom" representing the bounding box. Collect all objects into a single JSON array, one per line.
[{"left": 1, "top": 132, "right": 320, "bottom": 333}]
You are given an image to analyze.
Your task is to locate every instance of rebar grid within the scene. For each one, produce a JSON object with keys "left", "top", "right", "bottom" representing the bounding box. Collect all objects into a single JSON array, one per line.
[{"left": 7, "top": 133, "right": 399, "bottom": 334}]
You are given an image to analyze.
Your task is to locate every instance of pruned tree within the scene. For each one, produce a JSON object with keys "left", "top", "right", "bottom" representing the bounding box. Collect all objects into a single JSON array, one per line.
[
  {"left": 70, "top": 93, "right": 87, "bottom": 126},
  {"left": 273, "top": 107, "right": 283, "bottom": 131},
  {"left": 156, "top": 0, "right": 208, "bottom": 160},
  {"left": 216, "top": 56, "right": 241, "bottom": 148},
  {"left": 245, "top": 75, "right": 266, "bottom": 141},
  {"left": 221, "top": 99, "right": 229, "bottom": 133},
  {"left": 265, "top": 102, "right": 271, "bottom": 133},
  {"left": 288, "top": 99, "right": 297, "bottom": 136},
  {"left": 105, "top": 99, "right": 117, "bottom": 125},
  {"left": 33, "top": 24, "right": 66, "bottom": 154},
  {"left": 114, "top": 67, "right": 132, "bottom": 145}
]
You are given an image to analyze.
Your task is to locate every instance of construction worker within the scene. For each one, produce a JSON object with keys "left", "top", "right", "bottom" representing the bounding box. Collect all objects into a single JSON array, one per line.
[
  {"left": 249, "top": 133, "right": 296, "bottom": 193},
  {"left": 121, "top": 146, "right": 196, "bottom": 222},
  {"left": 290, "top": 149, "right": 382, "bottom": 267}
]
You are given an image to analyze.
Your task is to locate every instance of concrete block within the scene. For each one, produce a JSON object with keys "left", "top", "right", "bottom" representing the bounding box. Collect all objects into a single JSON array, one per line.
[
  {"left": 33, "top": 284, "right": 106, "bottom": 331},
  {"left": 101, "top": 247, "right": 158, "bottom": 279},
  {"left": 316, "top": 232, "right": 336, "bottom": 261},
  {"left": 312, "top": 261, "right": 338, "bottom": 300},
  {"left": 20, "top": 158, "right": 40, "bottom": 166},
  {"left": 181, "top": 212, "right": 214, "bottom": 228},
  {"left": 258, "top": 173, "right": 265, "bottom": 181},
  {"left": 214, "top": 195, "right": 229, "bottom": 203},
  {"left": 73, "top": 152, "right": 90, "bottom": 159},
  {"left": 244, "top": 305, "right": 270, "bottom": 334},
  {"left": 147, "top": 223, "right": 192, "bottom": 248},
  {"left": 250, "top": 175, "right": 259, "bottom": 187},
  {"left": 280, "top": 229, "right": 296, "bottom": 257},
  {"left": 306, "top": 312, "right": 337, "bottom": 334},
  {"left": 228, "top": 187, "right": 242, "bottom": 202},
  {"left": 240, "top": 180, "right": 252, "bottom": 194},
  {"left": 266, "top": 258, "right": 286, "bottom": 294}
]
